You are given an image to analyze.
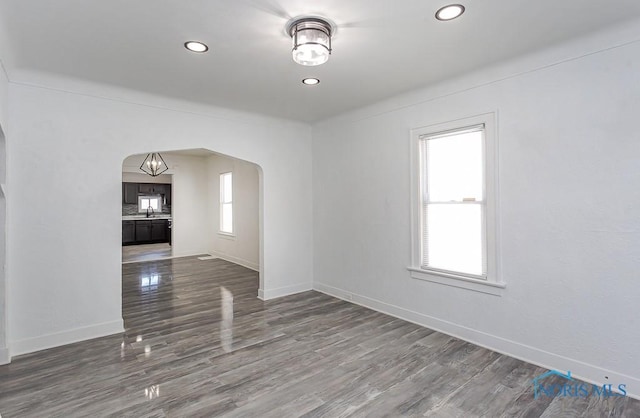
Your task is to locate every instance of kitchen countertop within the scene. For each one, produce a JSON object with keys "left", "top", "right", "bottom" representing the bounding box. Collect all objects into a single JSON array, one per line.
[{"left": 122, "top": 215, "right": 172, "bottom": 221}]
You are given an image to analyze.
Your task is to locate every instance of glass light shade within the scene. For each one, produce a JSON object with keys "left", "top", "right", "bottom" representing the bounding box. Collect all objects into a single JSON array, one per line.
[{"left": 290, "top": 20, "right": 332, "bottom": 66}]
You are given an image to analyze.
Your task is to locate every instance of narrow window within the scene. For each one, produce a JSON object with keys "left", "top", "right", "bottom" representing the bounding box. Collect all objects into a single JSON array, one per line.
[
  {"left": 220, "top": 172, "right": 233, "bottom": 234},
  {"left": 410, "top": 113, "right": 502, "bottom": 294},
  {"left": 421, "top": 125, "right": 485, "bottom": 277}
]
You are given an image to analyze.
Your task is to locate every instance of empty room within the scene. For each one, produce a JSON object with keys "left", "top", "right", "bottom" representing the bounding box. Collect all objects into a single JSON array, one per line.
[{"left": 0, "top": 1, "right": 639, "bottom": 416}]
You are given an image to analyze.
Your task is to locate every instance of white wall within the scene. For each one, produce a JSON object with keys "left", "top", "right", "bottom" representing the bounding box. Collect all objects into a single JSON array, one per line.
[
  {"left": 0, "top": 57, "right": 8, "bottom": 363},
  {"left": 6, "top": 82, "right": 313, "bottom": 357},
  {"left": 207, "top": 154, "right": 259, "bottom": 271},
  {"left": 166, "top": 154, "right": 209, "bottom": 257},
  {"left": 121, "top": 172, "right": 171, "bottom": 184},
  {"left": 0, "top": 62, "right": 7, "bottom": 130},
  {"left": 312, "top": 28, "right": 640, "bottom": 397}
]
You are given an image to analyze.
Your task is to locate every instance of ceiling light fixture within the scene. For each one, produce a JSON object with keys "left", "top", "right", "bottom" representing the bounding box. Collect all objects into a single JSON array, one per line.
[
  {"left": 302, "top": 78, "right": 320, "bottom": 85},
  {"left": 286, "top": 17, "right": 334, "bottom": 66},
  {"left": 435, "top": 4, "right": 465, "bottom": 21},
  {"left": 140, "top": 153, "right": 168, "bottom": 177},
  {"left": 184, "top": 41, "right": 208, "bottom": 53}
]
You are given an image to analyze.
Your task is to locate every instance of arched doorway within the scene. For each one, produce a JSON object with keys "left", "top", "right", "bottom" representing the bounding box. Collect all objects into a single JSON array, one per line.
[
  {"left": 121, "top": 148, "right": 263, "bottom": 292},
  {"left": 0, "top": 125, "right": 6, "bottom": 364}
]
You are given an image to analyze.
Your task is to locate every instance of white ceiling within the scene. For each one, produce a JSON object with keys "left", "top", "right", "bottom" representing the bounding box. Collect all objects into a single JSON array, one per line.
[{"left": 2, "top": 1, "right": 640, "bottom": 122}]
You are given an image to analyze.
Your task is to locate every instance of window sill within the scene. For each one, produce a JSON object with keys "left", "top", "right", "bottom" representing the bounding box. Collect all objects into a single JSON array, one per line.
[
  {"left": 217, "top": 232, "right": 236, "bottom": 240},
  {"left": 407, "top": 267, "right": 505, "bottom": 296}
]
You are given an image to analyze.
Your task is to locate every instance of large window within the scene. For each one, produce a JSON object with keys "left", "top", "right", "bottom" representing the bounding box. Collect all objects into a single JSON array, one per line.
[
  {"left": 220, "top": 172, "right": 233, "bottom": 234},
  {"left": 410, "top": 113, "right": 503, "bottom": 295}
]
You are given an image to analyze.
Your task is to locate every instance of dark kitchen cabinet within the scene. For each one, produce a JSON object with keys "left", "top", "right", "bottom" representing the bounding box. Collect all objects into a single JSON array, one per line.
[
  {"left": 122, "top": 221, "right": 135, "bottom": 244},
  {"left": 123, "top": 219, "right": 170, "bottom": 245},
  {"left": 135, "top": 220, "right": 152, "bottom": 242},
  {"left": 139, "top": 183, "right": 166, "bottom": 194},
  {"left": 123, "top": 182, "right": 171, "bottom": 205},
  {"left": 123, "top": 183, "right": 138, "bottom": 204},
  {"left": 164, "top": 186, "right": 171, "bottom": 205},
  {"left": 138, "top": 183, "right": 153, "bottom": 194},
  {"left": 151, "top": 220, "right": 167, "bottom": 241}
]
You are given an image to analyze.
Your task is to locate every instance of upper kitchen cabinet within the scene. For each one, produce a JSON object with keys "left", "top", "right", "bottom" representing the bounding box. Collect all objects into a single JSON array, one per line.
[
  {"left": 164, "top": 186, "right": 171, "bottom": 205},
  {"left": 138, "top": 183, "right": 165, "bottom": 194},
  {"left": 123, "top": 183, "right": 138, "bottom": 204},
  {"left": 123, "top": 182, "right": 171, "bottom": 204}
]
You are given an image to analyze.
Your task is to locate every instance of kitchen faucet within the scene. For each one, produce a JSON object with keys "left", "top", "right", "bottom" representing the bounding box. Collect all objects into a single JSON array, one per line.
[{"left": 146, "top": 205, "right": 154, "bottom": 218}]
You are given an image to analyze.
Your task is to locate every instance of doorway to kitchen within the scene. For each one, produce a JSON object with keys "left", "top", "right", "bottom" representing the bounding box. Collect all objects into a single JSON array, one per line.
[
  {"left": 122, "top": 154, "right": 173, "bottom": 264},
  {"left": 121, "top": 149, "right": 261, "bottom": 271},
  {"left": 0, "top": 124, "right": 6, "bottom": 363}
]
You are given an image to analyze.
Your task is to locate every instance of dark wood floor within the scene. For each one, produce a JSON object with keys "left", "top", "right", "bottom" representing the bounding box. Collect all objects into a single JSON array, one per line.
[
  {"left": 122, "top": 243, "right": 172, "bottom": 263},
  {"left": 0, "top": 256, "right": 638, "bottom": 417}
]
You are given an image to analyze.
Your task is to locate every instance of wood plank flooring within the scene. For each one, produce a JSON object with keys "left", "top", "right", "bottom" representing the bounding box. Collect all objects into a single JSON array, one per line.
[
  {"left": 122, "top": 243, "right": 172, "bottom": 263},
  {"left": 0, "top": 256, "right": 638, "bottom": 417}
]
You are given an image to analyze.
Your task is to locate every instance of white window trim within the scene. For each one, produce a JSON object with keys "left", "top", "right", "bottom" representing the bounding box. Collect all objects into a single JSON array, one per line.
[
  {"left": 138, "top": 195, "right": 162, "bottom": 213},
  {"left": 409, "top": 112, "right": 504, "bottom": 296},
  {"left": 217, "top": 232, "right": 236, "bottom": 240},
  {"left": 219, "top": 172, "right": 235, "bottom": 236}
]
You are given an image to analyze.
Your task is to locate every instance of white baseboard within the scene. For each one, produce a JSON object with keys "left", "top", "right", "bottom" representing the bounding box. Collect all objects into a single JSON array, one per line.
[
  {"left": 169, "top": 251, "right": 211, "bottom": 259},
  {"left": 259, "top": 282, "right": 312, "bottom": 300},
  {"left": 9, "top": 319, "right": 124, "bottom": 358},
  {"left": 0, "top": 346, "right": 9, "bottom": 365},
  {"left": 313, "top": 282, "right": 640, "bottom": 400},
  {"left": 122, "top": 251, "right": 211, "bottom": 264},
  {"left": 208, "top": 250, "right": 259, "bottom": 272}
]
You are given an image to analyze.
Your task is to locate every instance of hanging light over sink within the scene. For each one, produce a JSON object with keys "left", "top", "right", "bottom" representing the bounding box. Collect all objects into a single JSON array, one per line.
[{"left": 140, "top": 153, "right": 168, "bottom": 177}]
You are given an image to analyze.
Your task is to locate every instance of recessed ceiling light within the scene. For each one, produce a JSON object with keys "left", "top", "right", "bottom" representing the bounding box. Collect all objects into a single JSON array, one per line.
[
  {"left": 435, "top": 4, "right": 465, "bottom": 21},
  {"left": 302, "top": 78, "right": 320, "bottom": 85},
  {"left": 184, "top": 41, "right": 208, "bottom": 53}
]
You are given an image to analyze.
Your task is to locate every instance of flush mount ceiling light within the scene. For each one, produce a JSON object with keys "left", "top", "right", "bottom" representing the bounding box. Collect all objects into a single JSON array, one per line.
[
  {"left": 435, "top": 4, "right": 465, "bottom": 21},
  {"left": 302, "top": 78, "right": 320, "bottom": 85},
  {"left": 140, "top": 153, "right": 168, "bottom": 177},
  {"left": 286, "top": 17, "right": 335, "bottom": 66},
  {"left": 184, "top": 41, "right": 208, "bottom": 53}
]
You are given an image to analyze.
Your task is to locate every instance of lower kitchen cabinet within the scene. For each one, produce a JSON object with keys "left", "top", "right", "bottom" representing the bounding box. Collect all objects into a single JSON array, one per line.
[
  {"left": 122, "top": 221, "right": 135, "bottom": 244},
  {"left": 151, "top": 220, "right": 167, "bottom": 241},
  {"left": 123, "top": 219, "right": 170, "bottom": 245},
  {"left": 135, "top": 220, "right": 152, "bottom": 242}
]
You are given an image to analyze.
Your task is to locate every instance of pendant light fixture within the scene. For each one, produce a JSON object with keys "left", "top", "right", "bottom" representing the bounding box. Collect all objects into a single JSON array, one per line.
[
  {"left": 140, "top": 153, "right": 168, "bottom": 177},
  {"left": 286, "top": 17, "right": 335, "bottom": 66}
]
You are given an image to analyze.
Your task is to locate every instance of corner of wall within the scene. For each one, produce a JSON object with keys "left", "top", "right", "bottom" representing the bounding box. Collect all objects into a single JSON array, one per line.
[
  {"left": 9, "top": 319, "right": 124, "bottom": 358},
  {"left": 261, "top": 282, "right": 313, "bottom": 300},
  {"left": 0, "top": 345, "right": 9, "bottom": 365}
]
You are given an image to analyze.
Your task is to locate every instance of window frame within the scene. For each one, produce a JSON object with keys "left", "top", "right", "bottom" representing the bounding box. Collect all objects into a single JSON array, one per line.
[
  {"left": 409, "top": 113, "right": 504, "bottom": 296},
  {"left": 219, "top": 171, "right": 234, "bottom": 236},
  {"left": 138, "top": 195, "right": 162, "bottom": 213}
]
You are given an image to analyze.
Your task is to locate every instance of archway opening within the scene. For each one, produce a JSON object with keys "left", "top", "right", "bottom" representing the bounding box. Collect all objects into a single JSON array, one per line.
[
  {"left": 121, "top": 148, "right": 263, "bottom": 292},
  {"left": 0, "top": 124, "right": 6, "bottom": 364}
]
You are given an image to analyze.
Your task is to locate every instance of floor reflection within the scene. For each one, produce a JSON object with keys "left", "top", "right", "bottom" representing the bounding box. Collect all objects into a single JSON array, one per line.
[
  {"left": 140, "top": 273, "right": 159, "bottom": 291},
  {"left": 144, "top": 385, "right": 160, "bottom": 400},
  {"left": 220, "top": 286, "right": 234, "bottom": 353}
]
